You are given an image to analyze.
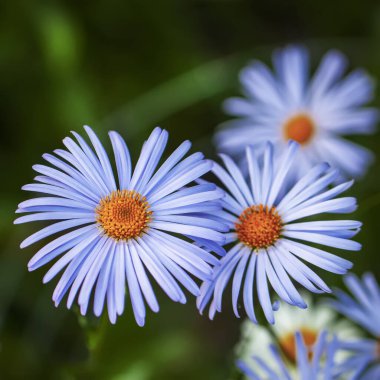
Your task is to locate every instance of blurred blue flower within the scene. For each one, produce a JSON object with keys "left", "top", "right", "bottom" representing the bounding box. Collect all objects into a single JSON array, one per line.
[
  {"left": 237, "top": 330, "right": 338, "bottom": 380},
  {"left": 15, "top": 126, "right": 226, "bottom": 325},
  {"left": 216, "top": 45, "right": 378, "bottom": 179},
  {"left": 235, "top": 294, "right": 360, "bottom": 377},
  {"left": 329, "top": 273, "right": 380, "bottom": 379},
  {"left": 197, "top": 141, "right": 360, "bottom": 324}
]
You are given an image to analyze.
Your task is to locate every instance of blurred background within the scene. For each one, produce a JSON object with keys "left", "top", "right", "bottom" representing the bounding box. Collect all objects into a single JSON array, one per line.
[{"left": 1, "top": 0, "right": 380, "bottom": 379}]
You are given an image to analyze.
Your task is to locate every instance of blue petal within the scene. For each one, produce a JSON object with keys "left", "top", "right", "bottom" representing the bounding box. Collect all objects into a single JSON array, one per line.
[
  {"left": 256, "top": 252, "right": 274, "bottom": 324},
  {"left": 109, "top": 131, "right": 132, "bottom": 190},
  {"left": 78, "top": 238, "right": 113, "bottom": 308},
  {"left": 232, "top": 251, "right": 250, "bottom": 317},
  {"left": 144, "top": 140, "right": 192, "bottom": 195},
  {"left": 129, "top": 240, "right": 159, "bottom": 313},
  {"left": 135, "top": 237, "right": 185, "bottom": 302},
  {"left": 124, "top": 243, "right": 146, "bottom": 327},
  {"left": 93, "top": 244, "right": 115, "bottom": 316},
  {"left": 20, "top": 218, "right": 94, "bottom": 248},
  {"left": 84, "top": 125, "right": 117, "bottom": 191},
  {"left": 243, "top": 251, "right": 258, "bottom": 323},
  {"left": 66, "top": 237, "right": 108, "bottom": 309},
  {"left": 29, "top": 225, "right": 99, "bottom": 271}
]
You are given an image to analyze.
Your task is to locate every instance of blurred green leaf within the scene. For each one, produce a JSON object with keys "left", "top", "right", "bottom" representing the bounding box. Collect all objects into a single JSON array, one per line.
[{"left": 103, "top": 55, "right": 239, "bottom": 135}]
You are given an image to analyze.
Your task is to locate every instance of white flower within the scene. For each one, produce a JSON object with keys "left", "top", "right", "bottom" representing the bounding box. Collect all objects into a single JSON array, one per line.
[{"left": 236, "top": 294, "right": 360, "bottom": 379}]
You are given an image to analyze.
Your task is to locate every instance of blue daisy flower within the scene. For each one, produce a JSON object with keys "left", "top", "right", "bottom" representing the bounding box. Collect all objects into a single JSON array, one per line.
[
  {"left": 15, "top": 126, "right": 226, "bottom": 325},
  {"left": 215, "top": 45, "right": 378, "bottom": 179},
  {"left": 329, "top": 273, "right": 380, "bottom": 379},
  {"left": 197, "top": 141, "right": 361, "bottom": 324},
  {"left": 237, "top": 330, "right": 339, "bottom": 380}
]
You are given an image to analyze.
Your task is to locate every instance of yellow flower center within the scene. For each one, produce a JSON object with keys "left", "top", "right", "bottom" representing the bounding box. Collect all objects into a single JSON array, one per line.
[
  {"left": 235, "top": 205, "right": 282, "bottom": 249},
  {"left": 279, "top": 328, "right": 318, "bottom": 364},
  {"left": 283, "top": 114, "right": 315, "bottom": 145},
  {"left": 96, "top": 190, "right": 152, "bottom": 241}
]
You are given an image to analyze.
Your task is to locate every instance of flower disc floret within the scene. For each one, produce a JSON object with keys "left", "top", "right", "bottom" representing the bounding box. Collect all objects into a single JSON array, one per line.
[
  {"left": 283, "top": 114, "right": 315, "bottom": 145},
  {"left": 236, "top": 205, "right": 282, "bottom": 249},
  {"left": 97, "top": 190, "right": 152, "bottom": 240}
]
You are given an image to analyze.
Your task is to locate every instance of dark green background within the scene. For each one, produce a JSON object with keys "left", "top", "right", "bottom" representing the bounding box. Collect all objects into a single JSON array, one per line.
[{"left": 1, "top": 0, "right": 380, "bottom": 379}]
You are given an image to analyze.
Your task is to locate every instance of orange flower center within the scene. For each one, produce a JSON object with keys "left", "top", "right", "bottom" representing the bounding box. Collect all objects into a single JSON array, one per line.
[
  {"left": 283, "top": 114, "right": 315, "bottom": 145},
  {"left": 96, "top": 190, "right": 152, "bottom": 241},
  {"left": 376, "top": 338, "right": 380, "bottom": 358},
  {"left": 235, "top": 205, "right": 282, "bottom": 249},
  {"left": 279, "top": 328, "right": 318, "bottom": 364}
]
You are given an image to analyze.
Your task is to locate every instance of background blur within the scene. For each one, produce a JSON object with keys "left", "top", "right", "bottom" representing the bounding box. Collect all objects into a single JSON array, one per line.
[{"left": 1, "top": 1, "right": 380, "bottom": 379}]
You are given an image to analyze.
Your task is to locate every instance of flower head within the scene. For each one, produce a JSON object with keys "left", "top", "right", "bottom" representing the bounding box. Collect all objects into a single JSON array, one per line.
[
  {"left": 236, "top": 294, "right": 360, "bottom": 379},
  {"left": 216, "top": 46, "right": 378, "bottom": 179},
  {"left": 197, "top": 141, "right": 360, "bottom": 324},
  {"left": 329, "top": 273, "right": 380, "bottom": 378},
  {"left": 15, "top": 126, "right": 226, "bottom": 325},
  {"left": 237, "top": 330, "right": 339, "bottom": 380}
]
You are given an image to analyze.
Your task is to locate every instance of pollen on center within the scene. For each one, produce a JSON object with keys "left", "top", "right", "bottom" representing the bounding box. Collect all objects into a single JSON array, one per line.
[
  {"left": 96, "top": 190, "right": 152, "bottom": 241},
  {"left": 235, "top": 204, "right": 282, "bottom": 249},
  {"left": 279, "top": 328, "right": 318, "bottom": 364},
  {"left": 283, "top": 113, "right": 315, "bottom": 145}
]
